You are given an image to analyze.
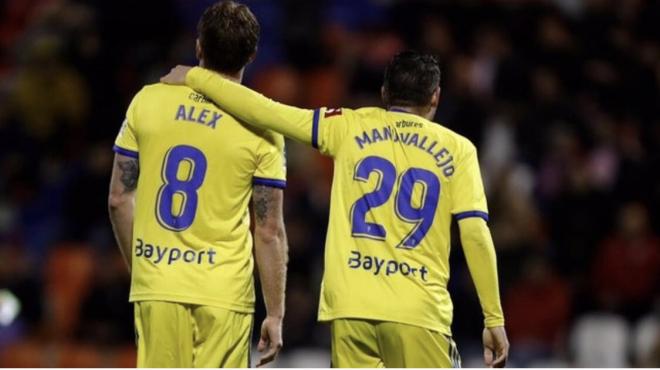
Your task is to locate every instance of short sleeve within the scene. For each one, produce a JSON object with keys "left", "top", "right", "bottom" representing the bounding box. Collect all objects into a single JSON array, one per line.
[
  {"left": 451, "top": 140, "right": 489, "bottom": 221},
  {"left": 315, "top": 107, "right": 353, "bottom": 157},
  {"left": 113, "top": 91, "right": 141, "bottom": 158},
  {"left": 253, "top": 132, "right": 287, "bottom": 189}
]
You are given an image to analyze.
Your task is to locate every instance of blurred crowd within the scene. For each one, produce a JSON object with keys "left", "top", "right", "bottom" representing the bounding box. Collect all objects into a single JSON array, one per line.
[{"left": 0, "top": 0, "right": 659, "bottom": 367}]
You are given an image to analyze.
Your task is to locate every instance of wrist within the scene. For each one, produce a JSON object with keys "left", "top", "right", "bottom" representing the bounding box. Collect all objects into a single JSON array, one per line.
[
  {"left": 266, "top": 312, "right": 284, "bottom": 320},
  {"left": 484, "top": 317, "right": 505, "bottom": 328}
]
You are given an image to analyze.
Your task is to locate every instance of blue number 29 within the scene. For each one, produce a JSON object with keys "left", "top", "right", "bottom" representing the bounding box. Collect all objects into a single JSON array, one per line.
[
  {"left": 351, "top": 156, "right": 440, "bottom": 248},
  {"left": 156, "top": 145, "right": 207, "bottom": 231}
]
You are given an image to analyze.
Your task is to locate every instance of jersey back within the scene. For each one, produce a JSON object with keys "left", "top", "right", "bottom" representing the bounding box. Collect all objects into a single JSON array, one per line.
[
  {"left": 113, "top": 83, "right": 286, "bottom": 312},
  {"left": 314, "top": 107, "right": 488, "bottom": 334}
]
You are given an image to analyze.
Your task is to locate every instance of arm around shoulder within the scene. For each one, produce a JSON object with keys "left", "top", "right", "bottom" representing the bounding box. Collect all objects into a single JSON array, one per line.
[{"left": 185, "top": 67, "right": 316, "bottom": 144}]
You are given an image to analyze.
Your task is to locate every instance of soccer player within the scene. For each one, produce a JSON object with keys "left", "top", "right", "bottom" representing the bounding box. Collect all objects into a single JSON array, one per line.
[
  {"left": 162, "top": 51, "right": 509, "bottom": 368},
  {"left": 107, "top": 1, "right": 288, "bottom": 367}
]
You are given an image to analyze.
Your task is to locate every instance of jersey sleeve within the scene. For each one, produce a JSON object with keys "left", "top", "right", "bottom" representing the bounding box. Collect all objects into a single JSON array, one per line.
[
  {"left": 253, "top": 132, "right": 287, "bottom": 189},
  {"left": 187, "top": 67, "right": 354, "bottom": 158},
  {"left": 450, "top": 139, "right": 489, "bottom": 221},
  {"left": 313, "top": 108, "right": 353, "bottom": 156},
  {"left": 459, "top": 218, "right": 505, "bottom": 328},
  {"left": 113, "top": 90, "right": 141, "bottom": 158}
]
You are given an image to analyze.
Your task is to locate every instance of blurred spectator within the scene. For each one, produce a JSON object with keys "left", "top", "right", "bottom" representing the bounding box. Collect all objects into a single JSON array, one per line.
[
  {"left": 592, "top": 202, "right": 660, "bottom": 319},
  {"left": 504, "top": 256, "right": 572, "bottom": 365},
  {"left": 10, "top": 34, "right": 88, "bottom": 148}
]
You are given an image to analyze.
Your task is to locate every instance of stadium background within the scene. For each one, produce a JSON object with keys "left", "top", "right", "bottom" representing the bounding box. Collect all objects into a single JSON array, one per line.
[{"left": 0, "top": 0, "right": 659, "bottom": 367}]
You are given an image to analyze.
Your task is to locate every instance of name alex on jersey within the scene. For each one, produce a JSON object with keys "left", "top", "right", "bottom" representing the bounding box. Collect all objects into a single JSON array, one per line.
[
  {"left": 174, "top": 92, "right": 223, "bottom": 129},
  {"left": 353, "top": 121, "right": 456, "bottom": 177}
]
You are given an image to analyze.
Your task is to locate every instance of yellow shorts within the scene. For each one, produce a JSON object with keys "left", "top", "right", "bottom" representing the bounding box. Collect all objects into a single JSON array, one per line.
[
  {"left": 330, "top": 319, "right": 461, "bottom": 368},
  {"left": 134, "top": 301, "right": 252, "bottom": 368}
]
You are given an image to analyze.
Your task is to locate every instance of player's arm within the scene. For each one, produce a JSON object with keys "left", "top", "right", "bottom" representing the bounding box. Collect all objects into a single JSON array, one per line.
[
  {"left": 252, "top": 184, "right": 288, "bottom": 367},
  {"left": 161, "top": 66, "right": 317, "bottom": 145},
  {"left": 452, "top": 140, "right": 509, "bottom": 367},
  {"left": 458, "top": 217, "right": 509, "bottom": 367},
  {"left": 108, "top": 153, "right": 138, "bottom": 272},
  {"left": 109, "top": 91, "right": 142, "bottom": 272}
]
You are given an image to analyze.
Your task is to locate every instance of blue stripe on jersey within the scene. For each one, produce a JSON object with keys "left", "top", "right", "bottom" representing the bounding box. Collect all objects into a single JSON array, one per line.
[
  {"left": 253, "top": 177, "right": 287, "bottom": 189},
  {"left": 311, "top": 108, "right": 320, "bottom": 149},
  {"left": 454, "top": 210, "right": 489, "bottom": 222},
  {"left": 113, "top": 145, "right": 139, "bottom": 159}
]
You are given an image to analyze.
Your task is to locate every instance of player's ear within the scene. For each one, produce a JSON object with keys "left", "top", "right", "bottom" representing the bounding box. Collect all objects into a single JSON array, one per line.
[
  {"left": 381, "top": 85, "right": 388, "bottom": 106},
  {"left": 195, "top": 38, "right": 203, "bottom": 62},
  {"left": 430, "top": 86, "right": 441, "bottom": 108},
  {"left": 248, "top": 49, "right": 257, "bottom": 64}
]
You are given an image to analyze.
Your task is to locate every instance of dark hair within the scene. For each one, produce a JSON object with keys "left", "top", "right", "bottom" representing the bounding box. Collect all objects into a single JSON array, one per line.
[
  {"left": 382, "top": 51, "right": 441, "bottom": 107},
  {"left": 197, "top": 1, "right": 260, "bottom": 74}
]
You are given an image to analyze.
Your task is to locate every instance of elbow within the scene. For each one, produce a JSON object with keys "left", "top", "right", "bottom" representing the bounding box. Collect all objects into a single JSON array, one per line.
[
  {"left": 459, "top": 218, "right": 494, "bottom": 250},
  {"left": 254, "top": 226, "right": 282, "bottom": 246},
  {"left": 465, "top": 236, "right": 491, "bottom": 253},
  {"left": 463, "top": 234, "right": 491, "bottom": 252},
  {"left": 255, "top": 222, "right": 287, "bottom": 250},
  {"left": 108, "top": 192, "right": 131, "bottom": 215}
]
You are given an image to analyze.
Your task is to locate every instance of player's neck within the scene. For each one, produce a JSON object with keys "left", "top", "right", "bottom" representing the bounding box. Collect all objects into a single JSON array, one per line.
[
  {"left": 199, "top": 61, "right": 243, "bottom": 84},
  {"left": 217, "top": 70, "right": 243, "bottom": 84},
  {"left": 388, "top": 105, "right": 432, "bottom": 120}
]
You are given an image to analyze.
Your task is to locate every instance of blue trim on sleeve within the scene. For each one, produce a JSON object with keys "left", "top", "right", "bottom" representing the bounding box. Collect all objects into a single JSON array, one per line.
[
  {"left": 253, "top": 177, "right": 287, "bottom": 189},
  {"left": 311, "top": 108, "right": 320, "bottom": 149},
  {"left": 113, "top": 145, "right": 139, "bottom": 159},
  {"left": 454, "top": 210, "right": 489, "bottom": 222}
]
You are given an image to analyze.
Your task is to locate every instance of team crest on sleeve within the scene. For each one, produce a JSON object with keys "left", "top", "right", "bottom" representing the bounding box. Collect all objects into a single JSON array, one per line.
[{"left": 324, "top": 108, "right": 342, "bottom": 118}]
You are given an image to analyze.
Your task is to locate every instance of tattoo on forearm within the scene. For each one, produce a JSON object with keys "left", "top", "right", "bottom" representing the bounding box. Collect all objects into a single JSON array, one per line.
[
  {"left": 253, "top": 185, "right": 273, "bottom": 224},
  {"left": 118, "top": 159, "right": 139, "bottom": 192}
]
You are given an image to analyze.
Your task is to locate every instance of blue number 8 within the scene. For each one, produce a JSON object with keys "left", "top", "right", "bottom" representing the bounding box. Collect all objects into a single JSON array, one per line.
[
  {"left": 350, "top": 156, "right": 441, "bottom": 248},
  {"left": 156, "top": 145, "right": 207, "bottom": 231}
]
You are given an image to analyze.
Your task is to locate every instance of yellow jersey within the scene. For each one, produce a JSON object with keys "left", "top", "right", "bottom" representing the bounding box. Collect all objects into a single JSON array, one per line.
[
  {"left": 186, "top": 67, "right": 504, "bottom": 334},
  {"left": 113, "top": 83, "right": 286, "bottom": 313}
]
